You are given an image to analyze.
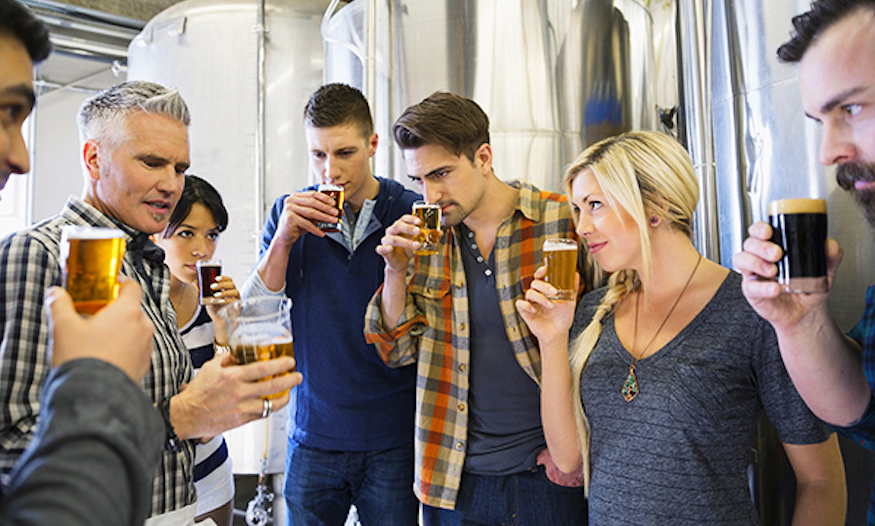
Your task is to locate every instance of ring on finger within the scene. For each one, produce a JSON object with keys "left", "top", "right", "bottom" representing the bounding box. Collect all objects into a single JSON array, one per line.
[{"left": 262, "top": 398, "right": 272, "bottom": 418}]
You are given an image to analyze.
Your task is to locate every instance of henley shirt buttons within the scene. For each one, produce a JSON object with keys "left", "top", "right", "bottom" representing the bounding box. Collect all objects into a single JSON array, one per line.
[{"left": 484, "top": 269, "right": 493, "bottom": 277}]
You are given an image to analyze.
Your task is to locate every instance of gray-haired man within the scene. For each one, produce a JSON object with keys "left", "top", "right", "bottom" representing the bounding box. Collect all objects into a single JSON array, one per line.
[{"left": 0, "top": 80, "right": 300, "bottom": 524}]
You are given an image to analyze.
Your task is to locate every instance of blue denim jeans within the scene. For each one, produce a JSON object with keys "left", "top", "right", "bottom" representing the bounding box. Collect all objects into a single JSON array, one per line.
[
  {"left": 283, "top": 439, "right": 418, "bottom": 526},
  {"left": 421, "top": 466, "right": 587, "bottom": 526}
]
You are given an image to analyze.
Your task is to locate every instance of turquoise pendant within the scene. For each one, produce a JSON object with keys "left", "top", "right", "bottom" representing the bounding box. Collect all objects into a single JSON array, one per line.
[{"left": 622, "top": 365, "right": 639, "bottom": 402}]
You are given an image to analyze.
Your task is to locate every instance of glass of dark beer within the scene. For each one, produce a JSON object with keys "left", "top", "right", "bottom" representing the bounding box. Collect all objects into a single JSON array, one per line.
[
  {"left": 413, "top": 201, "right": 442, "bottom": 256},
  {"left": 543, "top": 238, "right": 578, "bottom": 301},
  {"left": 60, "top": 226, "right": 126, "bottom": 315},
  {"left": 768, "top": 197, "right": 828, "bottom": 294},
  {"left": 219, "top": 297, "right": 294, "bottom": 401},
  {"left": 196, "top": 259, "right": 222, "bottom": 305},
  {"left": 316, "top": 183, "right": 344, "bottom": 232}
]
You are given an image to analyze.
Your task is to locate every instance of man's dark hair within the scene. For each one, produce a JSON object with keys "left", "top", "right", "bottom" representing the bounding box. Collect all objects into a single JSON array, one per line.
[
  {"left": 392, "top": 91, "right": 490, "bottom": 162},
  {"left": 304, "top": 83, "right": 374, "bottom": 138},
  {"left": 777, "top": 0, "right": 875, "bottom": 62},
  {"left": 0, "top": 0, "right": 52, "bottom": 64}
]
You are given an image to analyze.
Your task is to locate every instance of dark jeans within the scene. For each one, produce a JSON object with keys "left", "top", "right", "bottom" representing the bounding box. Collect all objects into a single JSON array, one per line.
[
  {"left": 283, "top": 439, "right": 418, "bottom": 526},
  {"left": 421, "top": 466, "right": 587, "bottom": 526}
]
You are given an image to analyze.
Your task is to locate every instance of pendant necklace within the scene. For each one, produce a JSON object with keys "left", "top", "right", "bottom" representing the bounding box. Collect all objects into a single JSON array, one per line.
[{"left": 622, "top": 253, "right": 703, "bottom": 402}]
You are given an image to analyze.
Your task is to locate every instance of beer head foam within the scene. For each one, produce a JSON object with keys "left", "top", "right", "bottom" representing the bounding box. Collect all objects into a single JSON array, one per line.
[
  {"left": 768, "top": 198, "right": 827, "bottom": 216},
  {"left": 543, "top": 238, "right": 578, "bottom": 251}
]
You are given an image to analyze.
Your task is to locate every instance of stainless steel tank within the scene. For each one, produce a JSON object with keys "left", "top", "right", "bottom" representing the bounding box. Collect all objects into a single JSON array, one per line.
[{"left": 324, "top": 0, "right": 656, "bottom": 192}]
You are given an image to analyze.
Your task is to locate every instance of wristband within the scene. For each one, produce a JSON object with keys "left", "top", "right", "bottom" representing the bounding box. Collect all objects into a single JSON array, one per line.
[{"left": 159, "top": 396, "right": 180, "bottom": 452}]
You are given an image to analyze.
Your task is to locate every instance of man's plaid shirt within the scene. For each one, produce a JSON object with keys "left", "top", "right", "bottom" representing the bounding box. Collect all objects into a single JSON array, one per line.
[
  {"left": 0, "top": 197, "right": 195, "bottom": 516},
  {"left": 365, "top": 180, "right": 575, "bottom": 509}
]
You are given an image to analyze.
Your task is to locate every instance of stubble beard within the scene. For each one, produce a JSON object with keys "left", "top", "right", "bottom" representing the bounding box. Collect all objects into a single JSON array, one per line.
[{"left": 837, "top": 161, "right": 875, "bottom": 229}]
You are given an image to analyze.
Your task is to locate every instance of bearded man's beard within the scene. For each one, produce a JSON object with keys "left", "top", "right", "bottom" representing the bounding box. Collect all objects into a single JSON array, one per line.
[{"left": 837, "top": 161, "right": 875, "bottom": 228}]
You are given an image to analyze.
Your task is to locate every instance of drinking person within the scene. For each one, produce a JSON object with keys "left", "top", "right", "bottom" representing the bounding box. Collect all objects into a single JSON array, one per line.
[
  {"left": 365, "top": 91, "right": 586, "bottom": 524},
  {"left": 242, "top": 83, "right": 421, "bottom": 525},
  {"left": 152, "top": 174, "right": 238, "bottom": 526},
  {"left": 516, "top": 131, "right": 846, "bottom": 524}
]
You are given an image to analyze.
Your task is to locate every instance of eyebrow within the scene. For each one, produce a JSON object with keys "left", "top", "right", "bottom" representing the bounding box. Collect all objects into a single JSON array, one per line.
[
  {"left": 814, "top": 86, "right": 867, "bottom": 117},
  {"left": 2, "top": 84, "right": 36, "bottom": 109},
  {"left": 409, "top": 165, "right": 452, "bottom": 180}
]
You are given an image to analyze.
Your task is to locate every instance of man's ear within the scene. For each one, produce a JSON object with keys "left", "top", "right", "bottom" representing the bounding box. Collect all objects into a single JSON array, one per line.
[
  {"left": 82, "top": 139, "right": 101, "bottom": 182},
  {"left": 475, "top": 142, "right": 493, "bottom": 176},
  {"left": 368, "top": 133, "right": 378, "bottom": 157}
]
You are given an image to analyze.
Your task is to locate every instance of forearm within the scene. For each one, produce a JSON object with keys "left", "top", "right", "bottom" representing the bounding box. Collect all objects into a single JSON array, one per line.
[
  {"left": 2, "top": 360, "right": 162, "bottom": 526},
  {"left": 255, "top": 235, "right": 295, "bottom": 293},
  {"left": 380, "top": 266, "right": 409, "bottom": 331},
  {"left": 790, "top": 480, "right": 846, "bottom": 526},
  {"left": 540, "top": 335, "right": 582, "bottom": 473},
  {"left": 786, "top": 435, "right": 847, "bottom": 526},
  {"left": 776, "top": 307, "right": 869, "bottom": 426}
]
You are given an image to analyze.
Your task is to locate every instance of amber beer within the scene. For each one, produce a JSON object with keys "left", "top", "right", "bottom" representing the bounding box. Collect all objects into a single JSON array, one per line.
[
  {"left": 316, "top": 183, "right": 344, "bottom": 232},
  {"left": 413, "top": 201, "right": 442, "bottom": 256},
  {"left": 769, "top": 198, "right": 828, "bottom": 294},
  {"left": 543, "top": 238, "right": 578, "bottom": 301},
  {"left": 61, "top": 226, "right": 126, "bottom": 315},
  {"left": 230, "top": 328, "right": 295, "bottom": 400},
  {"left": 196, "top": 260, "right": 222, "bottom": 305}
]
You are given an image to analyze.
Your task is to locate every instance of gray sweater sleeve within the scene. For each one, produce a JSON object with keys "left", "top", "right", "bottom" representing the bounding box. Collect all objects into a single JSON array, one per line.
[{"left": 0, "top": 358, "right": 163, "bottom": 526}]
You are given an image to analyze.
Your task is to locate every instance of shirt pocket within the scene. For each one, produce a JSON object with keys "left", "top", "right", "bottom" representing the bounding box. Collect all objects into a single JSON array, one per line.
[{"left": 408, "top": 273, "right": 453, "bottom": 338}]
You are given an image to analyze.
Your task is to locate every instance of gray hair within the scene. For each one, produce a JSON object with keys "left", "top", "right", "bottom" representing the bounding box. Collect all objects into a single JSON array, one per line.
[{"left": 77, "top": 80, "right": 191, "bottom": 148}]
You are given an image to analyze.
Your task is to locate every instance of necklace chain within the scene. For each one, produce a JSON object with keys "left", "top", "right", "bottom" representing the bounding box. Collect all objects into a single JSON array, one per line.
[{"left": 622, "top": 252, "right": 703, "bottom": 402}]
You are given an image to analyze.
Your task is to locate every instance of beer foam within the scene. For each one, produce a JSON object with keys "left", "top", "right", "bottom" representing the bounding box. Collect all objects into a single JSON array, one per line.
[
  {"left": 230, "top": 323, "right": 292, "bottom": 346},
  {"left": 543, "top": 239, "right": 578, "bottom": 251},
  {"left": 61, "top": 225, "right": 125, "bottom": 240},
  {"left": 768, "top": 198, "right": 827, "bottom": 215}
]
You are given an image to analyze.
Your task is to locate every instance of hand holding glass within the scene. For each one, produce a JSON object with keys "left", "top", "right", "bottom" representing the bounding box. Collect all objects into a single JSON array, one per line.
[{"left": 543, "top": 238, "right": 577, "bottom": 301}]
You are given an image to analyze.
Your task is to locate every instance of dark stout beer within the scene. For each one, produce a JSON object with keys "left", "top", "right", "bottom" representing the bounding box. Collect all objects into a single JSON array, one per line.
[
  {"left": 196, "top": 260, "right": 222, "bottom": 305},
  {"left": 769, "top": 198, "right": 828, "bottom": 294}
]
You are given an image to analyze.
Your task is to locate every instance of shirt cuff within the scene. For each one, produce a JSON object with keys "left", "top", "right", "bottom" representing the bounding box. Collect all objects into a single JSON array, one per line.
[{"left": 240, "top": 270, "right": 285, "bottom": 299}]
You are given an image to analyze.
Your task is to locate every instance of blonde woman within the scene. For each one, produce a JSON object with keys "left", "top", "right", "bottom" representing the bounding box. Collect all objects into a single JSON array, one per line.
[{"left": 516, "top": 131, "right": 846, "bottom": 525}]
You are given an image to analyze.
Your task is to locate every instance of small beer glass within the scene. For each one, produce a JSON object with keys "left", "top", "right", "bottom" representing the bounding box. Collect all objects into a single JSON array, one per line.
[
  {"left": 60, "top": 226, "right": 126, "bottom": 315},
  {"left": 769, "top": 197, "right": 828, "bottom": 294},
  {"left": 413, "top": 201, "right": 442, "bottom": 256},
  {"left": 196, "top": 259, "right": 222, "bottom": 305},
  {"left": 316, "top": 183, "right": 344, "bottom": 232},
  {"left": 543, "top": 238, "right": 578, "bottom": 301}
]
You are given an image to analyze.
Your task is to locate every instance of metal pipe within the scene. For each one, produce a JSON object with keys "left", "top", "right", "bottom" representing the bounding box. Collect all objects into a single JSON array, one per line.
[
  {"left": 47, "top": 34, "right": 129, "bottom": 60},
  {"left": 254, "top": 0, "right": 267, "bottom": 253},
  {"left": 19, "top": 0, "right": 145, "bottom": 30},
  {"left": 365, "top": 0, "right": 377, "bottom": 105},
  {"left": 678, "top": 0, "right": 720, "bottom": 262}
]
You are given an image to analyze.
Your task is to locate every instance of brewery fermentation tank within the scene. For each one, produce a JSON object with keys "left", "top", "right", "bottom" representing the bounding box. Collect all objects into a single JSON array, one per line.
[{"left": 324, "top": 0, "right": 656, "bottom": 192}]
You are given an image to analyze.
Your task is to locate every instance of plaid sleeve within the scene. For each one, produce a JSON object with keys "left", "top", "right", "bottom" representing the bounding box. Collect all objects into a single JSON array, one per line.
[
  {"left": 364, "top": 282, "right": 424, "bottom": 368},
  {"left": 0, "top": 230, "right": 63, "bottom": 478}
]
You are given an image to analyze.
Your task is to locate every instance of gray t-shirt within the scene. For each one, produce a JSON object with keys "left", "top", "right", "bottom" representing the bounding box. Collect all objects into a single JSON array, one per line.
[{"left": 571, "top": 271, "right": 830, "bottom": 525}]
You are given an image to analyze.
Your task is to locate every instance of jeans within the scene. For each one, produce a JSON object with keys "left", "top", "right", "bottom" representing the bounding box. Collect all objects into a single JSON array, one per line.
[
  {"left": 421, "top": 466, "right": 587, "bottom": 526},
  {"left": 283, "top": 439, "right": 418, "bottom": 526}
]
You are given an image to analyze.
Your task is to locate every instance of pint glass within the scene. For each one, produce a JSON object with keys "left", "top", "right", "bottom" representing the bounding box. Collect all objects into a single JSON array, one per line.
[
  {"left": 769, "top": 198, "right": 828, "bottom": 294},
  {"left": 219, "top": 297, "right": 294, "bottom": 399},
  {"left": 543, "top": 238, "right": 578, "bottom": 301},
  {"left": 60, "top": 226, "right": 126, "bottom": 315},
  {"left": 413, "top": 201, "right": 442, "bottom": 256},
  {"left": 316, "top": 183, "right": 344, "bottom": 232}
]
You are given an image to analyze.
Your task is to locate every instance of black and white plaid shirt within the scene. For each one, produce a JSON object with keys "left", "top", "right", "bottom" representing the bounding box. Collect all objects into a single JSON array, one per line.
[{"left": 0, "top": 196, "right": 195, "bottom": 516}]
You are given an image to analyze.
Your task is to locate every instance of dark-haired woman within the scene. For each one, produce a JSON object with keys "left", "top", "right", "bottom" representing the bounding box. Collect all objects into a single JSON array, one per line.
[{"left": 153, "top": 174, "right": 238, "bottom": 526}]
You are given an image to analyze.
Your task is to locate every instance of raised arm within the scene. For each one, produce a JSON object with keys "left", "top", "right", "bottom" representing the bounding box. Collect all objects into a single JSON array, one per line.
[
  {"left": 734, "top": 221, "right": 870, "bottom": 426},
  {"left": 516, "top": 267, "right": 583, "bottom": 473}
]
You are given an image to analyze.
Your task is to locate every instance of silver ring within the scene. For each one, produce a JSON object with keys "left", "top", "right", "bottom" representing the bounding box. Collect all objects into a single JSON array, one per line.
[{"left": 261, "top": 398, "right": 272, "bottom": 418}]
